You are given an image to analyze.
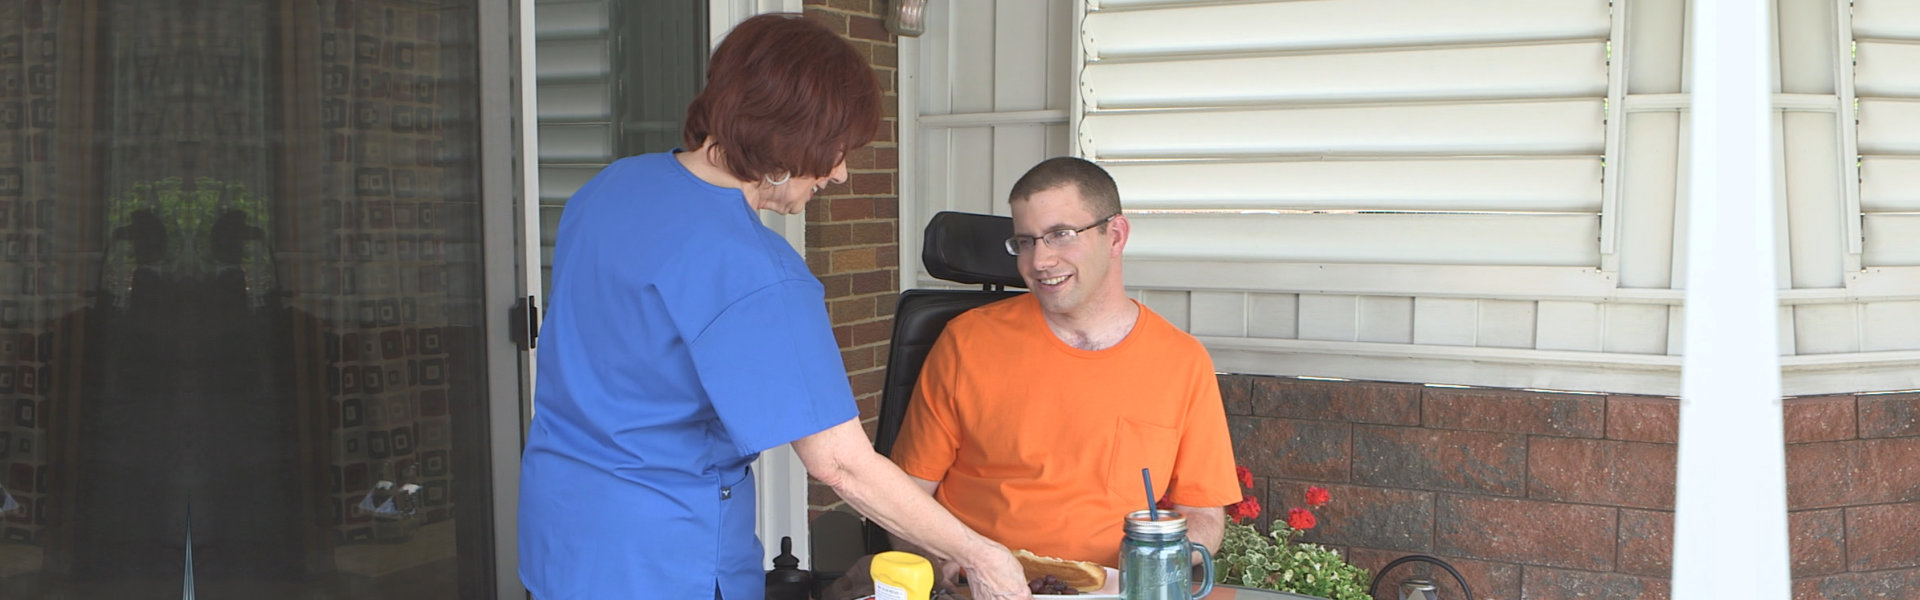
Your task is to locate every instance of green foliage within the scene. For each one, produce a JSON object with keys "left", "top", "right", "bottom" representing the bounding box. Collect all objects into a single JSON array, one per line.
[
  {"left": 1214, "top": 521, "right": 1371, "bottom": 600},
  {"left": 106, "top": 176, "right": 271, "bottom": 272},
  {"left": 109, "top": 176, "right": 267, "bottom": 234}
]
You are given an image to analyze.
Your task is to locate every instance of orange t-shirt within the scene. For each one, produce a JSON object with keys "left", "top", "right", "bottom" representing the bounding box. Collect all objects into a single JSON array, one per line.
[{"left": 890, "top": 295, "right": 1241, "bottom": 567}]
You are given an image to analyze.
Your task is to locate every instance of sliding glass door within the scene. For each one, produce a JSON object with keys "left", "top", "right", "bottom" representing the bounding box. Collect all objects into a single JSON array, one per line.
[{"left": 0, "top": 0, "right": 530, "bottom": 597}]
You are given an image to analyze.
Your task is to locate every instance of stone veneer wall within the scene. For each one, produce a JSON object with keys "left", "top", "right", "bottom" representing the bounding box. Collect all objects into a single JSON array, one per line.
[
  {"left": 1779, "top": 393, "right": 1920, "bottom": 600},
  {"left": 1224, "top": 374, "right": 1920, "bottom": 600}
]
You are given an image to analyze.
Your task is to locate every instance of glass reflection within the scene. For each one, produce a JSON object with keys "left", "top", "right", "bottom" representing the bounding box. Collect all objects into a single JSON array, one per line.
[{"left": 0, "top": 0, "right": 496, "bottom": 597}]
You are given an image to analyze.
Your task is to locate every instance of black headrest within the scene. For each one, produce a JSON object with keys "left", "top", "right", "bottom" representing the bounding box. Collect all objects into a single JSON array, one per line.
[{"left": 921, "top": 211, "right": 1026, "bottom": 289}]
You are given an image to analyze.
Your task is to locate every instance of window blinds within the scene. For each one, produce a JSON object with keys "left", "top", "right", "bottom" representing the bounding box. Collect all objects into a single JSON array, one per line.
[{"left": 1077, "top": 0, "right": 1612, "bottom": 270}]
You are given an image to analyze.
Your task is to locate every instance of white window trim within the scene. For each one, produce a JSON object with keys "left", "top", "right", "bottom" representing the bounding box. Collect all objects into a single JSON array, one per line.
[
  {"left": 1838, "top": 0, "right": 1865, "bottom": 266},
  {"left": 494, "top": 1, "right": 541, "bottom": 596}
]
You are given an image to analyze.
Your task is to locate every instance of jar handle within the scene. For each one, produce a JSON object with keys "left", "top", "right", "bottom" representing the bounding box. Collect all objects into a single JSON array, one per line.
[{"left": 1190, "top": 541, "right": 1214, "bottom": 599}]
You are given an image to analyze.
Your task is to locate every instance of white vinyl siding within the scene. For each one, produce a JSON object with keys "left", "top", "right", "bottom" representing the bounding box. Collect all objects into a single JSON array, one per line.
[
  {"left": 1124, "top": 213, "right": 1601, "bottom": 267},
  {"left": 1077, "top": 1, "right": 1611, "bottom": 274},
  {"left": 1112, "top": 158, "right": 1602, "bottom": 213},
  {"left": 1082, "top": 43, "right": 1609, "bottom": 107},
  {"left": 906, "top": 0, "right": 1700, "bottom": 395},
  {"left": 1853, "top": 1, "right": 1920, "bottom": 268},
  {"left": 1752, "top": 0, "right": 1920, "bottom": 394},
  {"left": 1086, "top": 100, "right": 1606, "bottom": 158}
]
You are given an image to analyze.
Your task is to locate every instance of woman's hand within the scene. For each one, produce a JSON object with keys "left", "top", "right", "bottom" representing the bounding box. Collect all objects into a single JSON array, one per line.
[
  {"left": 933, "top": 557, "right": 966, "bottom": 590},
  {"left": 953, "top": 543, "right": 1033, "bottom": 600},
  {"left": 790, "top": 421, "right": 1032, "bottom": 598}
]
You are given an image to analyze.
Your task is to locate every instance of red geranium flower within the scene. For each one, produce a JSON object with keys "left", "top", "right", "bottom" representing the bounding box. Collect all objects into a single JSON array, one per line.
[
  {"left": 1304, "top": 485, "right": 1330, "bottom": 508},
  {"left": 1225, "top": 494, "right": 1261, "bottom": 524},
  {"left": 1235, "top": 465, "right": 1254, "bottom": 489},
  {"left": 1286, "top": 507, "right": 1317, "bottom": 530}
]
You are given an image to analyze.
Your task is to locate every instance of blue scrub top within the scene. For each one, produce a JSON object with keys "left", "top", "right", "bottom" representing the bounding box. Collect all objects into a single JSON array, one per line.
[{"left": 518, "top": 152, "right": 857, "bottom": 599}]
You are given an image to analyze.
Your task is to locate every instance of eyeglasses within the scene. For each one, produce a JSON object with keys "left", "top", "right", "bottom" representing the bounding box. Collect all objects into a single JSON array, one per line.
[{"left": 1003, "top": 214, "right": 1117, "bottom": 256}]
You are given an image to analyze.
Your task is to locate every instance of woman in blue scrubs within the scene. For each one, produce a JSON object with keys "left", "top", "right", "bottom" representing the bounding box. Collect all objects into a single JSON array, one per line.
[{"left": 516, "top": 14, "right": 1031, "bottom": 600}]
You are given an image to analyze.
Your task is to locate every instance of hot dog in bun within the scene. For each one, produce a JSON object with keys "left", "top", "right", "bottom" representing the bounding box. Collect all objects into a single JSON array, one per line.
[{"left": 1012, "top": 549, "right": 1106, "bottom": 593}]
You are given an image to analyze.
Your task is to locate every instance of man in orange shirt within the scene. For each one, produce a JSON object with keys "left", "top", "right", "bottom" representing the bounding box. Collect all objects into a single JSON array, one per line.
[{"left": 889, "top": 157, "right": 1240, "bottom": 577}]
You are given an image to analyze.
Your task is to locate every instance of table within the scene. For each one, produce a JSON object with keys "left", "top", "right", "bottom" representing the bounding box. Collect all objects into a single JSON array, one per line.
[
  {"left": 970, "top": 585, "right": 1327, "bottom": 599},
  {"left": 1206, "top": 585, "right": 1330, "bottom": 599},
  {"left": 926, "top": 581, "right": 1331, "bottom": 599}
]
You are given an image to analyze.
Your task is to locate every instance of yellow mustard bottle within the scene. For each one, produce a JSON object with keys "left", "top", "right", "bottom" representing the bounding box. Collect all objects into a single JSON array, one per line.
[{"left": 869, "top": 550, "right": 934, "bottom": 600}]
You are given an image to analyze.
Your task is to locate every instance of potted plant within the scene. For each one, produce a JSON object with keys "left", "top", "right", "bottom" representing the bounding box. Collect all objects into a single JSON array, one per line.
[{"left": 1209, "top": 468, "right": 1371, "bottom": 600}]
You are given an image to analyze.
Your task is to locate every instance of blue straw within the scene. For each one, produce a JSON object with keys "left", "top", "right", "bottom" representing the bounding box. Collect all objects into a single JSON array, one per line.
[{"left": 1142, "top": 468, "right": 1157, "bottom": 521}]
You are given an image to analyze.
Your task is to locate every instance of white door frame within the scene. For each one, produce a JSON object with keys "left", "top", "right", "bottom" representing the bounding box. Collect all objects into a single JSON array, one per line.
[{"left": 482, "top": 0, "right": 541, "bottom": 597}]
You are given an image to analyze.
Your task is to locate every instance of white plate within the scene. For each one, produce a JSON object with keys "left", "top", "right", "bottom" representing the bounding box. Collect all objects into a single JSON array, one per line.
[
  {"left": 1037, "top": 566, "right": 1122, "bottom": 597},
  {"left": 854, "top": 566, "right": 1124, "bottom": 599},
  {"left": 851, "top": 593, "right": 1123, "bottom": 599}
]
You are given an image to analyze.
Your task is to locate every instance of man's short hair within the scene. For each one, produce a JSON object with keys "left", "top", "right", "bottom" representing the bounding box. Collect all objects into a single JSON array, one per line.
[
  {"left": 682, "top": 13, "right": 881, "bottom": 182},
  {"left": 1008, "top": 156, "right": 1122, "bottom": 220}
]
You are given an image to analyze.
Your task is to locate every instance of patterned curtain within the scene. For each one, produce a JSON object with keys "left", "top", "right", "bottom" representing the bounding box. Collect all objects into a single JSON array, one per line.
[
  {"left": 295, "top": 0, "right": 476, "bottom": 547},
  {"left": 0, "top": 0, "right": 64, "bottom": 551}
]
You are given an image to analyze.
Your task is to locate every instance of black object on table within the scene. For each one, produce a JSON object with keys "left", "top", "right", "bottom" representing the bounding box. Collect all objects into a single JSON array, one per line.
[{"left": 766, "top": 536, "right": 813, "bottom": 600}]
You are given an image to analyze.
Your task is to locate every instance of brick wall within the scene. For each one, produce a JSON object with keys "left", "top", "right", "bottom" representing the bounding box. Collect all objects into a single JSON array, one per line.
[
  {"left": 1227, "top": 374, "right": 1920, "bottom": 600},
  {"left": 802, "top": 0, "right": 898, "bottom": 516}
]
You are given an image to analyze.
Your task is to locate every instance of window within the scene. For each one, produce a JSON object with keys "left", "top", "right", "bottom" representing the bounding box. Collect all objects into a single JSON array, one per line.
[{"left": 534, "top": 0, "right": 706, "bottom": 295}]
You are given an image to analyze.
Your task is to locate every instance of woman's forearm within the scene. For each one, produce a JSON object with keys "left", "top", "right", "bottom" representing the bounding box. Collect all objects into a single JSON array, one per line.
[{"left": 791, "top": 419, "right": 1032, "bottom": 599}]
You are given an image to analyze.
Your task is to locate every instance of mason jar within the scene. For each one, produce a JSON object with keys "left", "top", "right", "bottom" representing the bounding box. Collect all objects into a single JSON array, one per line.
[{"left": 1119, "top": 509, "right": 1214, "bottom": 600}]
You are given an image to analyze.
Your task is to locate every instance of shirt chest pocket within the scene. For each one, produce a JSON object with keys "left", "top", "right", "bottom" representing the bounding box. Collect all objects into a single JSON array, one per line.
[{"left": 1108, "top": 417, "right": 1179, "bottom": 502}]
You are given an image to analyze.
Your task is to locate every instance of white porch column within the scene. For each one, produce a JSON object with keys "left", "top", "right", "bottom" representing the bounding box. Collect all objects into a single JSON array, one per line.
[{"left": 1672, "top": 0, "right": 1790, "bottom": 598}]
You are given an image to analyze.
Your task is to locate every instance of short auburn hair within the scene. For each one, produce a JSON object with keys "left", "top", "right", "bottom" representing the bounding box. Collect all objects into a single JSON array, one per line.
[
  {"left": 683, "top": 13, "right": 882, "bottom": 182},
  {"left": 1009, "top": 156, "right": 1123, "bottom": 220}
]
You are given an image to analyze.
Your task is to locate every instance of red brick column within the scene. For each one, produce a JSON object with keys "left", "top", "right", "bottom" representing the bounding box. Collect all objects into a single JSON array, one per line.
[{"left": 802, "top": 1, "right": 899, "bottom": 516}]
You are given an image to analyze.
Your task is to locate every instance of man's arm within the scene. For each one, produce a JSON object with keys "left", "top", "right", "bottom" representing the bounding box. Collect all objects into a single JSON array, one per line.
[
  {"left": 1165, "top": 344, "right": 1233, "bottom": 563},
  {"left": 1175, "top": 504, "right": 1226, "bottom": 564},
  {"left": 792, "top": 419, "right": 1030, "bottom": 600}
]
